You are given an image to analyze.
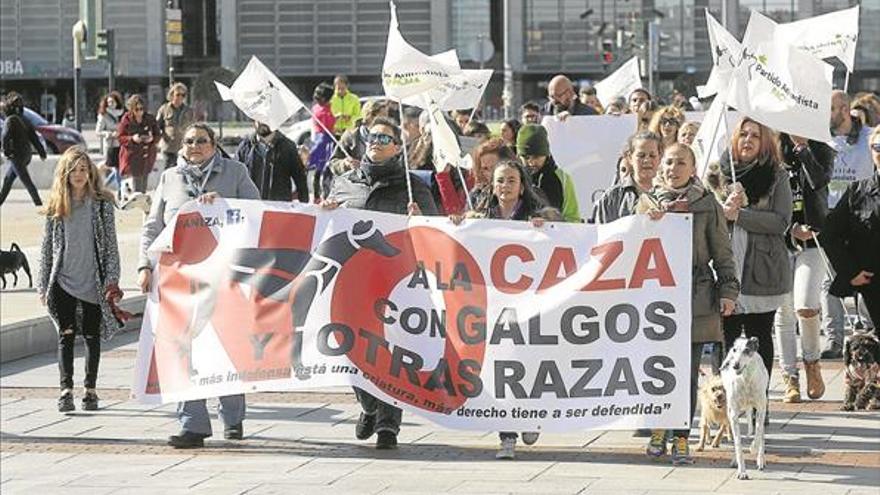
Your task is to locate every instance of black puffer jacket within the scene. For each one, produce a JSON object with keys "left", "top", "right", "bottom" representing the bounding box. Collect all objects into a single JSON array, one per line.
[
  {"left": 823, "top": 170, "right": 880, "bottom": 298},
  {"left": 329, "top": 153, "right": 439, "bottom": 216}
]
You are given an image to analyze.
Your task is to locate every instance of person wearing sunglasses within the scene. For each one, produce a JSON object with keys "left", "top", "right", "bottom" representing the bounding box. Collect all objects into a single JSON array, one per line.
[
  {"left": 323, "top": 116, "right": 437, "bottom": 450},
  {"left": 648, "top": 106, "right": 686, "bottom": 148},
  {"left": 117, "top": 94, "right": 160, "bottom": 193},
  {"left": 137, "top": 122, "right": 260, "bottom": 449},
  {"left": 157, "top": 82, "right": 195, "bottom": 170},
  {"left": 823, "top": 126, "right": 880, "bottom": 330}
]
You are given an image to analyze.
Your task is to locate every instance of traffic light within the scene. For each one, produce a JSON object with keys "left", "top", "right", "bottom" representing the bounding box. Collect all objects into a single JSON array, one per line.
[
  {"left": 95, "top": 29, "right": 110, "bottom": 60},
  {"left": 601, "top": 39, "right": 615, "bottom": 65}
]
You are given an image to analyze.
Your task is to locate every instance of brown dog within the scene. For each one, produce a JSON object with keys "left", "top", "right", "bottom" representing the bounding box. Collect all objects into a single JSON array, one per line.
[
  {"left": 842, "top": 332, "right": 880, "bottom": 411},
  {"left": 696, "top": 373, "right": 731, "bottom": 451}
]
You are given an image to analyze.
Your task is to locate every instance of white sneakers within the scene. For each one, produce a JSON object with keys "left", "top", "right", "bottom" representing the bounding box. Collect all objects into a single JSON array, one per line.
[
  {"left": 496, "top": 432, "right": 540, "bottom": 460},
  {"left": 496, "top": 437, "right": 516, "bottom": 459}
]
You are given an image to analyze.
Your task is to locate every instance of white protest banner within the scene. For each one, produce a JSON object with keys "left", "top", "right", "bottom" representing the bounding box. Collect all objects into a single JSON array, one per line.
[
  {"left": 728, "top": 10, "right": 833, "bottom": 143},
  {"left": 698, "top": 11, "right": 742, "bottom": 99},
  {"left": 424, "top": 96, "right": 468, "bottom": 170},
  {"left": 777, "top": 5, "right": 859, "bottom": 72},
  {"left": 382, "top": 1, "right": 461, "bottom": 99},
  {"left": 594, "top": 57, "right": 642, "bottom": 108},
  {"left": 214, "top": 56, "right": 305, "bottom": 131},
  {"left": 133, "top": 201, "right": 693, "bottom": 432},
  {"left": 542, "top": 115, "right": 637, "bottom": 219}
]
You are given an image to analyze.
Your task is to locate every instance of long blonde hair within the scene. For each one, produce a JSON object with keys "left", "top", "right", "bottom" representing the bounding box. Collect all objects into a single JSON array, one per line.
[{"left": 42, "top": 147, "right": 115, "bottom": 219}]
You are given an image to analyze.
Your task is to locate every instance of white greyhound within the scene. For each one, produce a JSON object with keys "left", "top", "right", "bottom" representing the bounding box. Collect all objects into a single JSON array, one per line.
[{"left": 720, "top": 334, "right": 769, "bottom": 480}]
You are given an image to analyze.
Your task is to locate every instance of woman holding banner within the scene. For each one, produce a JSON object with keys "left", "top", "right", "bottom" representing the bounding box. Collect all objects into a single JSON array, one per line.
[
  {"left": 592, "top": 131, "right": 663, "bottom": 223},
  {"left": 469, "top": 138, "right": 517, "bottom": 208},
  {"left": 450, "top": 159, "right": 554, "bottom": 459},
  {"left": 137, "top": 122, "right": 260, "bottom": 449},
  {"left": 715, "top": 117, "right": 792, "bottom": 423},
  {"left": 643, "top": 143, "right": 739, "bottom": 464},
  {"left": 324, "top": 117, "right": 438, "bottom": 450}
]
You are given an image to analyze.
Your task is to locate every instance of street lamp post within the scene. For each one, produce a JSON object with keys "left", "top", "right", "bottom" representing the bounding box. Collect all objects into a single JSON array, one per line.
[
  {"left": 502, "top": 0, "right": 513, "bottom": 120},
  {"left": 72, "top": 20, "right": 87, "bottom": 132}
]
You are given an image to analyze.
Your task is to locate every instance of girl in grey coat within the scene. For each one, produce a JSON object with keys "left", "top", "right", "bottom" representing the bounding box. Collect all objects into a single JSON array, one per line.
[{"left": 38, "top": 147, "right": 121, "bottom": 413}]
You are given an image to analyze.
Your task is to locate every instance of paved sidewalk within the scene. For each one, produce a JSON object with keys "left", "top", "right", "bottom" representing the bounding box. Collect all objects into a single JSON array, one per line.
[
  {"left": 3, "top": 190, "right": 879, "bottom": 495},
  {"left": 2, "top": 329, "right": 878, "bottom": 495}
]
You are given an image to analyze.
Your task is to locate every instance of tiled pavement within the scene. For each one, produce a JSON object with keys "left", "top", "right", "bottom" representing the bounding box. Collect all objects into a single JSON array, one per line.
[{"left": 2, "top": 331, "right": 878, "bottom": 495}]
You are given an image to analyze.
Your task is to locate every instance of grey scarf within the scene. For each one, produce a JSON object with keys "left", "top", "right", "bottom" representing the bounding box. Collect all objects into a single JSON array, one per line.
[{"left": 177, "top": 154, "right": 217, "bottom": 198}]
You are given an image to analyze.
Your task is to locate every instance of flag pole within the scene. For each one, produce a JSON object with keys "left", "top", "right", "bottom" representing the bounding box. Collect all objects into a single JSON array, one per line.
[
  {"left": 454, "top": 163, "right": 474, "bottom": 211},
  {"left": 464, "top": 105, "right": 479, "bottom": 130},
  {"left": 302, "top": 106, "right": 354, "bottom": 160},
  {"left": 397, "top": 97, "right": 415, "bottom": 206}
]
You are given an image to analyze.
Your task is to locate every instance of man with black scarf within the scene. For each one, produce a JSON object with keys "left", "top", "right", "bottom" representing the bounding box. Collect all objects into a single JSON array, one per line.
[
  {"left": 1, "top": 92, "right": 46, "bottom": 206},
  {"left": 235, "top": 121, "right": 309, "bottom": 202},
  {"left": 323, "top": 116, "right": 437, "bottom": 449}
]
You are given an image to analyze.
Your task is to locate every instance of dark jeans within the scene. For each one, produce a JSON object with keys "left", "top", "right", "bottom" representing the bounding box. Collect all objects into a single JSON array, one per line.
[
  {"left": 132, "top": 174, "right": 148, "bottom": 193},
  {"left": 353, "top": 387, "right": 402, "bottom": 435},
  {"left": 671, "top": 342, "right": 707, "bottom": 438},
  {"left": 0, "top": 158, "right": 42, "bottom": 206},
  {"left": 723, "top": 311, "right": 776, "bottom": 385},
  {"left": 53, "top": 284, "right": 102, "bottom": 390}
]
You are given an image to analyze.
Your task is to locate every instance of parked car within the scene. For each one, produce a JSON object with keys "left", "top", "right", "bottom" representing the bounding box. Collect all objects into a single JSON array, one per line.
[{"left": 13, "top": 107, "right": 87, "bottom": 154}]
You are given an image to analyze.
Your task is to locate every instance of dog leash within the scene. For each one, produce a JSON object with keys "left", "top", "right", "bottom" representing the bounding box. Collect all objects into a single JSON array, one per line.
[{"left": 810, "top": 231, "right": 863, "bottom": 327}]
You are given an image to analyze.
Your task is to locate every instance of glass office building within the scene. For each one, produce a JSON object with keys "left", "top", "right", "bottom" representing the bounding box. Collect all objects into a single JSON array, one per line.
[{"left": 1, "top": 0, "right": 877, "bottom": 120}]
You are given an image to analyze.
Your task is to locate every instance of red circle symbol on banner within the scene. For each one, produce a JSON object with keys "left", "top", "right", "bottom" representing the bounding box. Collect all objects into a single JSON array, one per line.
[{"left": 331, "top": 225, "right": 487, "bottom": 412}]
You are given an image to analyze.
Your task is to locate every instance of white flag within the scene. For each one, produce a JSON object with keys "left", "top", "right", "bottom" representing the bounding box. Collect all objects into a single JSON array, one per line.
[
  {"left": 594, "top": 57, "right": 642, "bottom": 108},
  {"left": 698, "top": 11, "right": 742, "bottom": 99},
  {"left": 728, "top": 11, "right": 833, "bottom": 143},
  {"left": 382, "top": 1, "right": 461, "bottom": 99},
  {"left": 214, "top": 56, "right": 305, "bottom": 131},
  {"left": 777, "top": 5, "right": 859, "bottom": 72},
  {"left": 424, "top": 96, "right": 469, "bottom": 171},
  {"left": 693, "top": 97, "right": 741, "bottom": 179},
  {"left": 404, "top": 69, "right": 493, "bottom": 111}
]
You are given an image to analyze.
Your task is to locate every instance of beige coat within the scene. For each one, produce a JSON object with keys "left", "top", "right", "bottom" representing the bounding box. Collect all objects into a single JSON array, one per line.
[{"left": 654, "top": 183, "right": 740, "bottom": 343}]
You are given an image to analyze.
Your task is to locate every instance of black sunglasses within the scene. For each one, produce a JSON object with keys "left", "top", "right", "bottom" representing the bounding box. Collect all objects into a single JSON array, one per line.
[
  {"left": 871, "top": 143, "right": 880, "bottom": 152},
  {"left": 367, "top": 133, "right": 398, "bottom": 146},
  {"left": 661, "top": 118, "right": 680, "bottom": 127},
  {"left": 184, "top": 137, "right": 211, "bottom": 146}
]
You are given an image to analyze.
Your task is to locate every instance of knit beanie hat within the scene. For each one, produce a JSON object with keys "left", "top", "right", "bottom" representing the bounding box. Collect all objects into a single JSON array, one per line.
[{"left": 516, "top": 124, "right": 550, "bottom": 157}]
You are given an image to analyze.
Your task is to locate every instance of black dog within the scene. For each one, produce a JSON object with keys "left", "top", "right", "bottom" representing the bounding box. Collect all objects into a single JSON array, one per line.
[
  {"left": 0, "top": 243, "right": 33, "bottom": 289},
  {"left": 842, "top": 331, "right": 880, "bottom": 411}
]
